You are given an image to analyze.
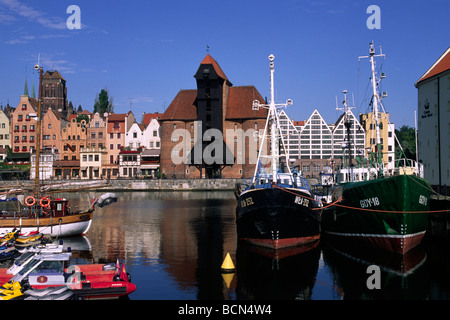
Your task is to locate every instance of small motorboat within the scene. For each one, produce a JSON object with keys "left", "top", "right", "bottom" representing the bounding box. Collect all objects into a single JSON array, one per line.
[
  {"left": 94, "top": 193, "right": 118, "bottom": 208},
  {"left": 0, "top": 229, "right": 19, "bottom": 245},
  {"left": 0, "top": 241, "right": 65, "bottom": 283},
  {"left": 14, "top": 231, "right": 44, "bottom": 248},
  {"left": 1, "top": 252, "right": 136, "bottom": 299}
]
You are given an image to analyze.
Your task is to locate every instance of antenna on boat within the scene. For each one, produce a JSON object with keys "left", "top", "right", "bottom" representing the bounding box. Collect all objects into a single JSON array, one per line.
[
  {"left": 336, "top": 90, "right": 355, "bottom": 169},
  {"left": 358, "top": 42, "right": 385, "bottom": 177},
  {"left": 250, "top": 54, "right": 294, "bottom": 185}
]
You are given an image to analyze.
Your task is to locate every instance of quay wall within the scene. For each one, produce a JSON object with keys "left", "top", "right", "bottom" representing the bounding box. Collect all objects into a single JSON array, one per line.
[{"left": 0, "top": 178, "right": 247, "bottom": 192}]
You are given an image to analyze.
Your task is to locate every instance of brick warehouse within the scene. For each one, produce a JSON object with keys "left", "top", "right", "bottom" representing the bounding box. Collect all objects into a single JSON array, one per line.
[{"left": 160, "top": 54, "right": 268, "bottom": 179}]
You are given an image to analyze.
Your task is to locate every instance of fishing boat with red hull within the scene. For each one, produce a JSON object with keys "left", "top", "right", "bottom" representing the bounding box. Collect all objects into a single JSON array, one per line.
[{"left": 235, "top": 54, "right": 321, "bottom": 251}]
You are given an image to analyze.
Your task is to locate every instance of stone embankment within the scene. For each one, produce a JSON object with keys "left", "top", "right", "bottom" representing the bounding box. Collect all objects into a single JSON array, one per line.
[{"left": 0, "top": 179, "right": 246, "bottom": 192}]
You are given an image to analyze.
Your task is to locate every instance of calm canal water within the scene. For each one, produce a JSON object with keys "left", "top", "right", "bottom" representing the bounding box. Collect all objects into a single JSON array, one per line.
[{"left": 58, "top": 190, "right": 450, "bottom": 300}]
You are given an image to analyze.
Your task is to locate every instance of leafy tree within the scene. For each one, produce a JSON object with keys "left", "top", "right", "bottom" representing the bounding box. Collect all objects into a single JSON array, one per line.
[
  {"left": 395, "top": 125, "right": 416, "bottom": 161},
  {"left": 76, "top": 114, "right": 90, "bottom": 124},
  {"left": 93, "top": 89, "right": 114, "bottom": 115}
]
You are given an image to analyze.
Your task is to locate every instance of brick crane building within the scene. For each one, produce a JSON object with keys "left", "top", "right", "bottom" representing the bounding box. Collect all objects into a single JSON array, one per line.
[{"left": 159, "top": 54, "right": 268, "bottom": 179}]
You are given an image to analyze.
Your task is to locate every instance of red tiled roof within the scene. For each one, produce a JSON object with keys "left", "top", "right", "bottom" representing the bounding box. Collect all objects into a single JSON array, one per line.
[
  {"left": 107, "top": 113, "right": 127, "bottom": 122},
  {"left": 226, "top": 86, "right": 267, "bottom": 120},
  {"left": 160, "top": 86, "right": 267, "bottom": 122},
  {"left": 142, "top": 112, "right": 163, "bottom": 126},
  {"left": 160, "top": 90, "right": 198, "bottom": 121},
  {"left": 416, "top": 47, "right": 450, "bottom": 86},
  {"left": 201, "top": 54, "right": 229, "bottom": 82}
]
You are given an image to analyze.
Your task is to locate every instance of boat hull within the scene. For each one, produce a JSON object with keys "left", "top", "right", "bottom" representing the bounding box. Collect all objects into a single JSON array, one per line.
[
  {"left": 322, "top": 175, "right": 431, "bottom": 254},
  {"left": 0, "top": 212, "right": 93, "bottom": 237},
  {"left": 236, "top": 187, "right": 321, "bottom": 250}
]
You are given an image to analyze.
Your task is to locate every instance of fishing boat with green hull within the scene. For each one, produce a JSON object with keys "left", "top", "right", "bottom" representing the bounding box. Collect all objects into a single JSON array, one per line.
[
  {"left": 323, "top": 174, "right": 431, "bottom": 254},
  {"left": 321, "top": 43, "right": 433, "bottom": 254}
]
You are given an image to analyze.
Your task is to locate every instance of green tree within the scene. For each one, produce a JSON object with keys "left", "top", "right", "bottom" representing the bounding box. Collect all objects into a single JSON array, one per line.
[
  {"left": 93, "top": 89, "right": 114, "bottom": 115},
  {"left": 395, "top": 125, "right": 416, "bottom": 161},
  {"left": 76, "top": 114, "right": 90, "bottom": 124}
]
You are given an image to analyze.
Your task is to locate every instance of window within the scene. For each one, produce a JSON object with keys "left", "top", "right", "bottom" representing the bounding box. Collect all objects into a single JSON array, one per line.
[
  {"left": 153, "top": 130, "right": 157, "bottom": 137},
  {"left": 117, "top": 133, "right": 121, "bottom": 139},
  {"left": 113, "top": 123, "right": 119, "bottom": 129},
  {"left": 82, "top": 155, "right": 87, "bottom": 162},
  {"left": 133, "top": 132, "right": 137, "bottom": 138},
  {"left": 95, "top": 155, "right": 99, "bottom": 162},
  {"left": 91, "top": 133, "right": 96, "bottom": 139},
  {"left": 48, "top": 124, "right": 51, "bottom": 129},
  {"left": 110, "top": 144, "right": 114, "bottom": 150}
]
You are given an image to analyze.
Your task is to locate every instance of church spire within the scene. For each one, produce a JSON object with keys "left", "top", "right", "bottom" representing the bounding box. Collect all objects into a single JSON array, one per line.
[{"left": 24, "top": 75, "right": 29, "bottom": 96}]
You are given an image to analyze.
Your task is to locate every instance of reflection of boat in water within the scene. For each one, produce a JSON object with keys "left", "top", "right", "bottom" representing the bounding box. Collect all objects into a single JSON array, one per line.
[
  {"left": 235, "top": 54, "right": 321, "bottom": 251},
  {"left": 235, "top": 244, "right": 320, "bottom": 300},
  {"left": 321, "top": 240, "right": 428, "bottom": 299}
]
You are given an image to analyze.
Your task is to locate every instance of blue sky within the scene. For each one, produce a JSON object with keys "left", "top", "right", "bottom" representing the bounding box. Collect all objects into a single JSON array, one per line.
[{"left": 0, "top": 0, "right": 448, "bottom": 127}]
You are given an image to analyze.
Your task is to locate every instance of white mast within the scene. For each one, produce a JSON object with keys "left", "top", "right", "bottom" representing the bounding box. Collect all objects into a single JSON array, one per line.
[
  {"left": 251, "top": 54, "right": 293, "bottom": 184},
  {"left": 269, "top": 54, "right": 279, "bottom": 179},
  {"left": 359, "top": 42, "right": 385, "bottom": 175}
]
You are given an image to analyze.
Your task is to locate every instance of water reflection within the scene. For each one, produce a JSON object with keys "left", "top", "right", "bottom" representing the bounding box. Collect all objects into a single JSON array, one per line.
[
  {"left": 52, "top": 191, "right": 450, "bottom": 300},
  {"left": 236, "top": 243, "right": 320, "bottom": 300},
  {"left": 321, "top": 240, "right": 429, "bottom": 299}
]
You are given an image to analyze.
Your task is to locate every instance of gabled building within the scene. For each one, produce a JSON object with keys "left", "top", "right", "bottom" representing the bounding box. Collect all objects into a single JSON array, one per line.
[
  {"left": 278, "top": 109, "right": 300, "bottom": 162},
  {"left": 102, "top": 112, "right": 136, "bottom": 178},
  {"left": 0, "top": 108, "right": 11, "bottom": 150},
  {"left": 160, "top": 54, "right": 268, "bottom": 179},
  {"left": 10, "top": 94, "right": 38, "bottom": 155},
  {"left": 415, "top": 46, "right": 450, "bottom": 194},
  {"left": 60, "top": 118, "right": 88, "bottom": 161},
  {"left": 87, "top": 112, "right": 106, "bottom": 150},
  {"left": 143, "top": 118, "right": 160, "bottom": 150},
  {"left": 299, "top": 109, "right": 333, "bottom": 160},
  {"left": 125, "top": 122, "right": 144, "bottom": 150},
  {"left": 41, "top": 107, "right": 65, "bottom": 152}
]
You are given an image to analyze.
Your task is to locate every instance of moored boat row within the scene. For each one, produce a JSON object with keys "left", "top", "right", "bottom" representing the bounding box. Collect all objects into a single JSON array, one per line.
[
  {"left": 0, "top": 238, "right": 136, "bottom": 300},
  {"left": 235, "top": 44, "right": 442, "bottom": 257}
]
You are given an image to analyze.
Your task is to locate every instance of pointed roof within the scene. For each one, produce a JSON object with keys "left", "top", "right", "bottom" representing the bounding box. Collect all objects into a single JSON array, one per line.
[
  {"left": 416, "top": 47, "right": 450, "bottom": 86},
  {"left": 43, "top": 70, "right": 66, "bottom": 81},
  {"left": 200, "top": 54, "right": 230, "bottom": 83},
  {"left": 24, "top": 76, "right": 29, "bottom": 96}
]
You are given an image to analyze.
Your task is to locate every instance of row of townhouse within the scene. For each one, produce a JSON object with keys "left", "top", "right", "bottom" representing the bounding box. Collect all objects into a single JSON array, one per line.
[{"left": 1, "top": 92, "right": 162, "bottom": 180}]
